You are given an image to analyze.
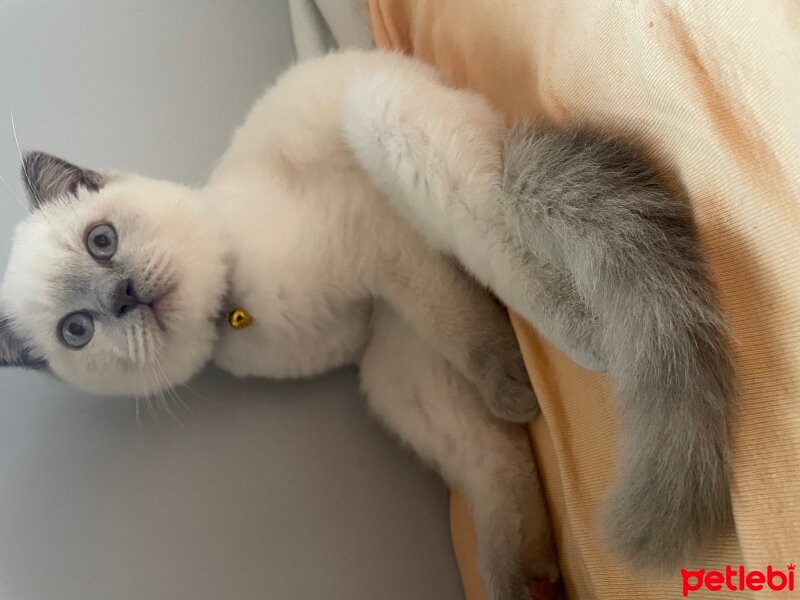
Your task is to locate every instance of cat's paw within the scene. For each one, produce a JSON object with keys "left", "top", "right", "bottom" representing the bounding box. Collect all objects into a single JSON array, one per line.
[{"left": 480, "top": 348, "right": 539, "bottom": 423}]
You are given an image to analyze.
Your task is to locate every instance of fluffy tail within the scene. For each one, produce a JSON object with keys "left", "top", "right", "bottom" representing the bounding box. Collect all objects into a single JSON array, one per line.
[{"left": 502, "top": 125, "right": 736, "bottom": 569}]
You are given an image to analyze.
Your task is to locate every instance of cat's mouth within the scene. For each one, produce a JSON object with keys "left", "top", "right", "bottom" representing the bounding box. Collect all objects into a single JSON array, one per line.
[{"left": 147, "top": 284, "right": 177, "bottom": 332}]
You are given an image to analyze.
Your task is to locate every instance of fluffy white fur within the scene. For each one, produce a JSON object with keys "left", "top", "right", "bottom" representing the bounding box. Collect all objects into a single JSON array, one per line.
[
  {"left": 0, "top": 51, "right": 557, "bottom": 599},
  {"left": 342, "top": 63, "right": 605, "bottom": 370}
]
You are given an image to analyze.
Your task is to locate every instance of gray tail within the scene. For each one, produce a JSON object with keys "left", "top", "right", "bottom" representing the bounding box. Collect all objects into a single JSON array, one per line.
[{"left": 502, "top": 126, "right": 736, "bottom": 569}]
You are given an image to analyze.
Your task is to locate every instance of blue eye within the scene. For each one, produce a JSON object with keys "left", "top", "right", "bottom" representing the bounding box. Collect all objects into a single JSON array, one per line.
[
  {"left": 86, "top": 223, "right": 118, "bottom": 261},
  {"left": 59, "top": 312, "right": 94, "bottom": 349}
]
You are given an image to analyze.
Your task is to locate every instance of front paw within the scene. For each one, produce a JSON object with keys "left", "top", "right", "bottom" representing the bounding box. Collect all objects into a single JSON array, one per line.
[{"left": 480, "top": 350, "right": 539, "bottom": 423}]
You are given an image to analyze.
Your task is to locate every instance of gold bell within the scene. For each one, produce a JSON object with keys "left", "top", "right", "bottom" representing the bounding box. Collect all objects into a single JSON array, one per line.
[{"left": 228, "top": 308, "right": 253, "bottom": 330}]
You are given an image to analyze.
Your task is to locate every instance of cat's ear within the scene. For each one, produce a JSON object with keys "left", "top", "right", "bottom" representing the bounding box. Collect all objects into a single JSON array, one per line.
[
  {"left": 0, "top": 314, "right": 47, "bottom": 369},
  {"left": 21, "top": 151, "right": 107, "bottom": 209}
]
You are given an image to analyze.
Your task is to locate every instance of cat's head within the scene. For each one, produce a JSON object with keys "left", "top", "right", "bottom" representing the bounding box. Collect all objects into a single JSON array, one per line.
[{"left": 0, "top": 152, "right": 228, "bottom": 396}]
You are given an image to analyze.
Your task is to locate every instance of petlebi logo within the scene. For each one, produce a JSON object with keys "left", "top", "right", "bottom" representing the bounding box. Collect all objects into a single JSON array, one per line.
[{"left": 681, "top": 564, "right": 795, "bottom": 596}]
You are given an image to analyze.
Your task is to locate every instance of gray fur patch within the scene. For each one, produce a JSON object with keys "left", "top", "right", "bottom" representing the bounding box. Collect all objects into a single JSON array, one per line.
[
  {"left": 502, "top": 125, "right": 736, "bottom": 569},
  {"left": 21, "top": 151, "right": 106, "bottom": 209},
  {"left": 0, "top": 314, "right": 47, "bottom": 369}
]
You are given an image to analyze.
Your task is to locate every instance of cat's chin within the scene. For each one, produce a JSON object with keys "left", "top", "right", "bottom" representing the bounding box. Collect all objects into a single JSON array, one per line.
[{"left": 62, "top": 355, "right": 212, "bottom": 399}]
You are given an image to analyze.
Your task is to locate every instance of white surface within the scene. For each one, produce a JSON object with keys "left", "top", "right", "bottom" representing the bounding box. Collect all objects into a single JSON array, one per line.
[{"left": 0, "top": 2, "right": 463, "bottom": 599}]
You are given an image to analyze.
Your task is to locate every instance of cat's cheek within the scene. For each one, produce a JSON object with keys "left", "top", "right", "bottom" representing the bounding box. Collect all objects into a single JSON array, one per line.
[
  {"left": 48, "top": 363, "right": 135, "bottom": 397},
  {"left": 157, "top": 322, "right": 217, "bottom": 384}
]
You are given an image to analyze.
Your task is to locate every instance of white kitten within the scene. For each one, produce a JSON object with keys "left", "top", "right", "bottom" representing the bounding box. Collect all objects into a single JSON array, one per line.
[{"left": 0, "top": 50, "right": 557, "bottom": 599}]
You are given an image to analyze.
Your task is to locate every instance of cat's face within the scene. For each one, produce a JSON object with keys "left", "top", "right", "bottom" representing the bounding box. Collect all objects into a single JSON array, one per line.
[{"left": 0, "top": 153, "right": 228, "bottom": 396}]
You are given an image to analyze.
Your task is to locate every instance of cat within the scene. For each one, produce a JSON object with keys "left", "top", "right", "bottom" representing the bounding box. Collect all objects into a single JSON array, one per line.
[
  {"left": 0, "top": 51, "right": 559, "bottom": 600},
  {"left": 0, "top": 47, "right": 736, "bottom": 590},
  {"left": 343, "top": 61, "right": 736, "bottom": 569}
]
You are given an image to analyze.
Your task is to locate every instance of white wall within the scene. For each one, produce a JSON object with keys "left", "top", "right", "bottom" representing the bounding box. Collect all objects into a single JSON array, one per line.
[{"left": 0, "top": 2, "right": 463, "bottom": 599}]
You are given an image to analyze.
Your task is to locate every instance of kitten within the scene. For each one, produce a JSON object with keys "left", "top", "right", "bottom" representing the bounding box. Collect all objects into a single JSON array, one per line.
[
  {"left": 0, "top": 47, "right": 737, "bottom": 588},
  {"left": 343, "top": 61, "right": 736, "bottom": 569},
  {"left": 0, "top": 52, "right": 557, "bottom": 600}
]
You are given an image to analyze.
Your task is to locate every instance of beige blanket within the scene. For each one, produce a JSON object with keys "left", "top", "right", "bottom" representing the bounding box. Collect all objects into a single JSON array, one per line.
[{"left": 368, "top": 1, "right": 800, "bottom": 598}]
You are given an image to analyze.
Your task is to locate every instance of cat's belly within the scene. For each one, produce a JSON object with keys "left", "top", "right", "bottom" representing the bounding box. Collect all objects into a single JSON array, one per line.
[{"left": 212, "top": 297, "right": 372, "bottom": 380}]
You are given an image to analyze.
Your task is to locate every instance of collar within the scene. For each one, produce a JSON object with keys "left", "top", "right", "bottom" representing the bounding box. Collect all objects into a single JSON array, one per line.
[
  {"left": 217, "top": 267, "right": 253, "bottom": 330},
  {"left": 227, "top": 307, "right": 253, "bottom": 329}
]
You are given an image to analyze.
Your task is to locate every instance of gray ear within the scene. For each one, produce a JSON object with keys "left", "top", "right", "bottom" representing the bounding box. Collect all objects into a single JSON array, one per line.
[
  {"left": 21, "top": 151, "right": 106, "bottom": 209},
  {"left": 0, "top": 314, "right": 47, "bottom": 369}
]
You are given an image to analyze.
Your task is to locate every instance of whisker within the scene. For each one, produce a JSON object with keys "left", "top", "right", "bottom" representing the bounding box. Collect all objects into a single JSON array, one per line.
[
  {"left": 136, "top": 371, "right": 156, "bottom": 425},
  {"left": 181, "top": 381, "right": 215, "bottom": 404},
  {"left": 0, "top": 172, "right": 28, "bottom": 213},
  {"left": 11, "top": 112, "right": 38, "bottom": 208},
  {"left": 160, "top": 369, "right": 193, "bottom": 415},
  {"left": 147, "top": 396, "right": 161, "bottom": 425},
  {"left": 126, "top": 330, "right": 136, "bottom": 363},
  {"left": 165, "top": 386, "right": 191, "bottom": 423},
  {"left": 150, "top": 363, "right": 186, "bottom": 428},
  {"left": 134, "top": 326, "right": 146, "bottom": 365},
  {"left": 160, "top": 388, "right": 184, "bottom": 428}
]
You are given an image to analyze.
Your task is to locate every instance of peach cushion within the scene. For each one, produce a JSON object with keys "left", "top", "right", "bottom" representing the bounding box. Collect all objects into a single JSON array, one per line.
[{"left": 368, "top": 1, "right": 800, "bottom": 598}]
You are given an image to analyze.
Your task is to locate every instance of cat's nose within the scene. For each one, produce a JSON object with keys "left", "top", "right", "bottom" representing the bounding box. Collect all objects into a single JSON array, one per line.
[{"left": 112, "top": 278, "right": 141, "bottom": 317}]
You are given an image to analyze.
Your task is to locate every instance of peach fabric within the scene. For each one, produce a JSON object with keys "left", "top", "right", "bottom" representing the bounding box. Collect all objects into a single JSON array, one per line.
[{"left": 368, "top": 1, "right": 800, "bottom": 598}]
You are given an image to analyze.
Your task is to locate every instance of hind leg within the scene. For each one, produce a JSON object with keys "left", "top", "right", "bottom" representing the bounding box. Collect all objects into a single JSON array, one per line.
[{"left": 359, "top": 303, "right": 558, "bottom": 600}]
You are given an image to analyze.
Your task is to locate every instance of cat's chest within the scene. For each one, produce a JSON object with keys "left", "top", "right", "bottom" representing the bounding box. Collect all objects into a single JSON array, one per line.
[
  {"left": 208, "top": 188, "right": 373, "bottom": 379},
  {"left": 212, "top": 284, "right": 372, "bottom": 379}
]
